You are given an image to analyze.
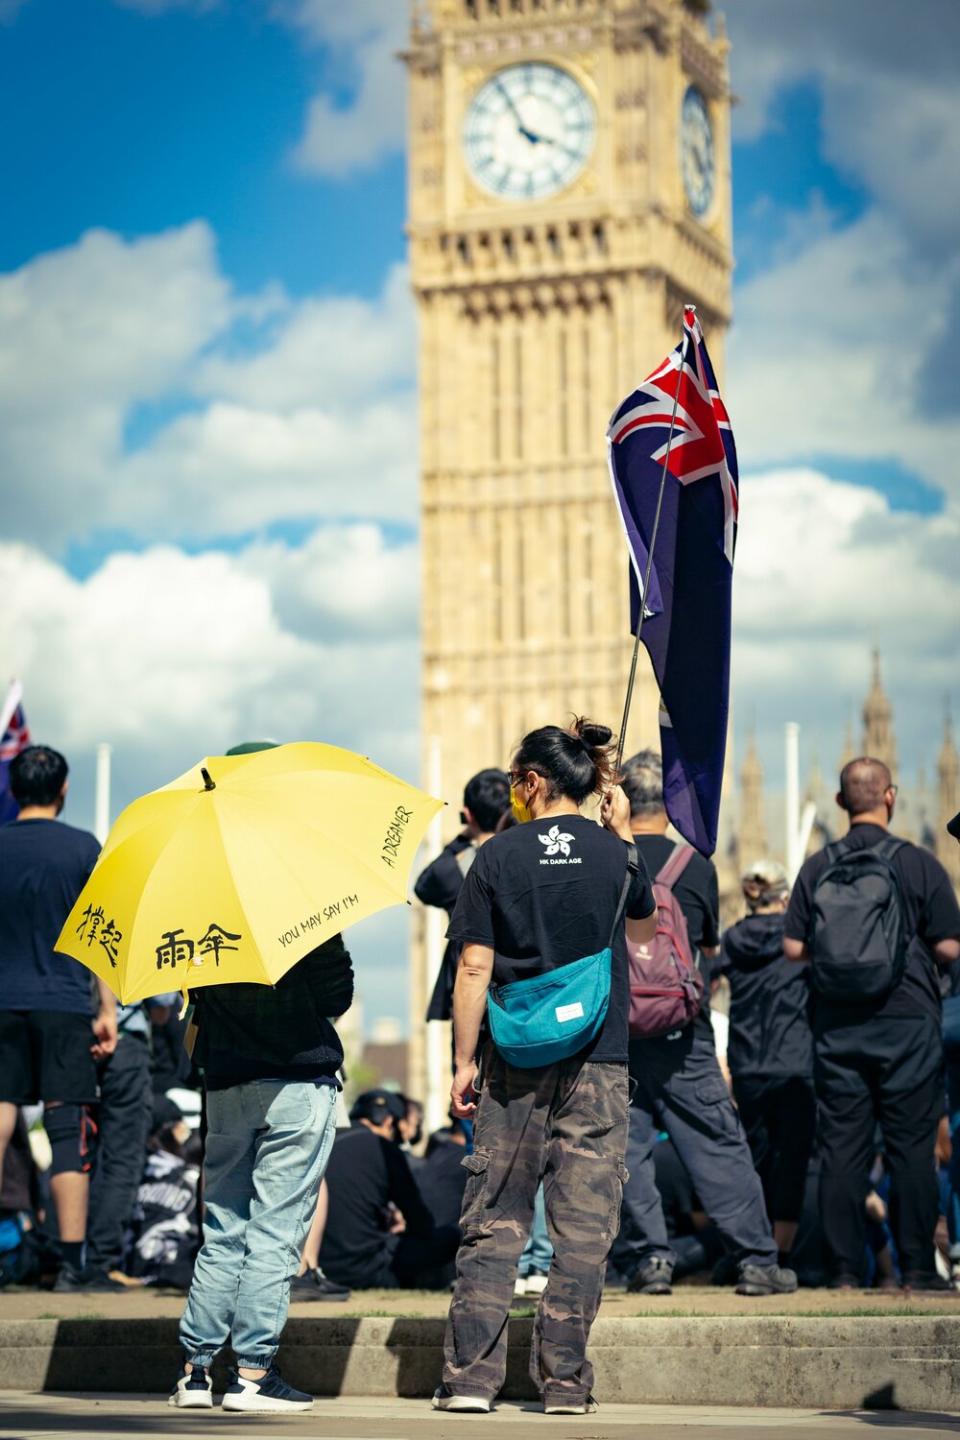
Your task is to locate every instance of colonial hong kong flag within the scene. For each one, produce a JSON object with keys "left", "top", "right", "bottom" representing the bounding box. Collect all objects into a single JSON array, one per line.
[
  {"left": 607, "top": 306, "right": 738, "bottom": 856},
  {"left": 0, "top": 680, "right": 31, "bottom": 825}
]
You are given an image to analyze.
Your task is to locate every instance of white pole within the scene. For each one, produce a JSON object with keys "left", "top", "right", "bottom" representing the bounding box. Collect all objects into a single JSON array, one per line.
[
  {"left": 423, "top": 735, "right": 448, "bottom": 1137},
  {"left": 785, "top": 722, "right": 800, "bottom": 880},
  {"left": 795, "top": 800, "right": 817, "bottom": 876},
  {"left": 94, "top": 742, "right": 112, "bottom": 844},
  {"left": 0, "top": 679, "right": 23, "bottom": 739}
]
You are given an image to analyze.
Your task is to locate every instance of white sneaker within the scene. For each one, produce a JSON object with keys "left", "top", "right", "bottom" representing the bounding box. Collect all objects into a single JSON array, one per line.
[
  {"left": 168, "top": 1366, "right": 213, "bottom": 1409},
  {"left": 432, "top": 1387, "right": 492, "bottom": 1413},
  {"left": 522, "top": 1268, "right": 549, "bottom": 1296},
  {"left": 544, "top": 1394, "right": 599, "bottom": 1415},
  {"left": 513, "top": 1275, "right": 528, "bottom": 1298},
  {"left": 221, "top": 1367, "right": 313, "bottom": 1413}
]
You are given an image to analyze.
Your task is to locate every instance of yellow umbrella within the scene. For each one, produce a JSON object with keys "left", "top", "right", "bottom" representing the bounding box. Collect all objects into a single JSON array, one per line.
[{"left": 55, "top": 742, "right": 443, "bottom": 1004}]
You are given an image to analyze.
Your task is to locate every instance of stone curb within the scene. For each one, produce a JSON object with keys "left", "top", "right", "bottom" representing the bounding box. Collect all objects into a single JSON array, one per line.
[{"left": 3, "top": 1315, "right": 960, "bottom": 1411}]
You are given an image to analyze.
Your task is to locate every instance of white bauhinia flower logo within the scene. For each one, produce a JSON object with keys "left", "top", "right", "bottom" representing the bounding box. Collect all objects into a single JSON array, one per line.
[{"left": 539, "top": 824, "right": 575, "bottom": 857}]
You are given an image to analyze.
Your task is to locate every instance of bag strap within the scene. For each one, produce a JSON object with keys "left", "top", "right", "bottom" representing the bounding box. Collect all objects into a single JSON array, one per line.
[
  {"left": 656, "top": 841, "right": 695, "bottom": 891},
  {"left": 609, "top": 843, "right": 639, "bottom": 949}
]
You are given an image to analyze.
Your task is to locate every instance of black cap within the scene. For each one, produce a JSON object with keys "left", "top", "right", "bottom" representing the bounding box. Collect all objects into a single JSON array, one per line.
[
  {"left": 350, "top": 1089, "right": 406, "bottom": 1126},
  {"left": 948, "top": 811, "right": 960, "bottom": 842}
]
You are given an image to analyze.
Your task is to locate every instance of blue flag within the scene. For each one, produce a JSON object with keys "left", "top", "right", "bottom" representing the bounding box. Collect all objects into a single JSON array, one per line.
[{"left": 607, "top": 307, "right": 738, "bottom": 856}]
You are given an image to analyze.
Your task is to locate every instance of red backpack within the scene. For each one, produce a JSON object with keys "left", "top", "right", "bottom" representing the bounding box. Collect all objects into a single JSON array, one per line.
[{"left": 627, "top": 843, "right": 704, "bottom": 1039}]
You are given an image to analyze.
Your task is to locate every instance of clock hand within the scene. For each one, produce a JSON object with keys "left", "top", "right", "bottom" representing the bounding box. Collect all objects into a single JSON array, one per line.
[{"left": 497, "top": 81, "right": 538, "bottom": 140}]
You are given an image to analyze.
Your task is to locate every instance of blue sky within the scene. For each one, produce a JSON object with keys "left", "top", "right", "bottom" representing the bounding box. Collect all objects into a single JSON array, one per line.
[{"left": 1, "top": 0, "right": 958, "bottom": 1029}]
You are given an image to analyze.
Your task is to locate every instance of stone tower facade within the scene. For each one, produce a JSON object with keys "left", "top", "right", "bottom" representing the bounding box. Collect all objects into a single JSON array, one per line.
[
  {"left": 736, "top": 731, "right": 767, "bottom": 869},
  {"left": 404, "top": 0, "right": 734, "bottom": 1105},
  {"left": 862, "top": 648, "right": 898, "bottom": 779}
]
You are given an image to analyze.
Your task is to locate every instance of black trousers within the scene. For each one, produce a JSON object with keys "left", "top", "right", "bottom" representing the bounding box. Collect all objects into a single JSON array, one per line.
[
  {"left": 732, "top": 1074, "right": 816, "bottom": 1225},
  {"left": 614, "top": 1022, "right": 777, "bottom": 1274},
  {"left": 815, "top": 1012, "right": 943, "bottom": 1280},
  {"left": 86, "top": 1033, "right": 153, "bottom": 1272}
]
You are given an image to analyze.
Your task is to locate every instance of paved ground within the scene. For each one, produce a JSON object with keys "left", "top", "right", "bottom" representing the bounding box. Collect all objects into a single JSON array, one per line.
[
  {"left": 2, "top": 1394, "right": 960, "bottom": 1440},
  {"left": 2, "top": 1286, "right": 959, "bottom": 1321}
]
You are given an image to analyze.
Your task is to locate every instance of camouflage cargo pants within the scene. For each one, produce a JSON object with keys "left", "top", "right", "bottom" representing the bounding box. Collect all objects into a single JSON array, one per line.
[{"left": 442, "top": 1047, "right": 629, "bottom": 1405}]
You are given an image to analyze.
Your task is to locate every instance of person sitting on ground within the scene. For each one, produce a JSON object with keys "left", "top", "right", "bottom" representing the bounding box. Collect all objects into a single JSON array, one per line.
[
  {"left": 721, "top": 859, "right": 815, "bottom": 1266},
  {"left": 289, "top": 1180, "right": 351, "bottom": 1303},
  {"left": 416, "top": 769, "right": 511, "bottom": 1025},
  {"left": 319, "top": 1090, "right": 460, "bottom": 1291},
  {"left": 0, "top": 745, "right": 118, "bottom": 1293}
]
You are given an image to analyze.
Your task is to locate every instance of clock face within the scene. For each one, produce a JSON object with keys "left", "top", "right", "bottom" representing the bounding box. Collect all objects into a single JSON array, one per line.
[
  {"left": 681, "top": 86, "right": 715, "bottom": 218},
  {"left": 463, "top": 63, "right": 596, "bottom": 202}
]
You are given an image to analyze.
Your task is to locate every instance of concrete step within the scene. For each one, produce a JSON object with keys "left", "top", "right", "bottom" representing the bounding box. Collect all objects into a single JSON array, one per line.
[{"left": 4, "top": 1314, "right": 960, "bottom": 1411}]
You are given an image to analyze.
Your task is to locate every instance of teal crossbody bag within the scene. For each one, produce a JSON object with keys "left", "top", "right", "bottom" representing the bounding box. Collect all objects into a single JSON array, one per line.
[{"left": 486, "top": 844, "right": 638, "bottom": 1069}]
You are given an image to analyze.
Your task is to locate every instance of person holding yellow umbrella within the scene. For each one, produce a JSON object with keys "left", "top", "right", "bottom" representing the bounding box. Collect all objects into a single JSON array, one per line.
[{"left": 56, "top": 738, "right": 442, "bottom": 1414}]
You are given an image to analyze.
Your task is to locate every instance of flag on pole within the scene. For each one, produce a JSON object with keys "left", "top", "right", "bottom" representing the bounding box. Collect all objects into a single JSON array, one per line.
[
  {"left": 607, "top": 307, "right": 738, "bottom": 856},
  {"left": 0, "top": 680, "right": 30, "bottom": 825}
]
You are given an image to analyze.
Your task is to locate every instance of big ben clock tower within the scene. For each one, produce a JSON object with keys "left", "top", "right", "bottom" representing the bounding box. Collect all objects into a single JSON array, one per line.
[{"left": 405, "top": 0, "right": 733, "bottom": 1107}]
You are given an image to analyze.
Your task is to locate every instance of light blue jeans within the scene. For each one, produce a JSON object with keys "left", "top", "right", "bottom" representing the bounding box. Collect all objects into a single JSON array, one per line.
[
  {"left": 180, "top": 1079, "right": 337, "bottom": 1369},
  {"left": 518, "top": 1183, "right": 554, "bottom": 1277}
]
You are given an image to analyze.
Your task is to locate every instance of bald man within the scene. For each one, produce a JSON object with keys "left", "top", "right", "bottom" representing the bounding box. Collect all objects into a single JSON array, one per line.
[{"left": 784, "top": 758, "right": 960, "bottom": 1289}]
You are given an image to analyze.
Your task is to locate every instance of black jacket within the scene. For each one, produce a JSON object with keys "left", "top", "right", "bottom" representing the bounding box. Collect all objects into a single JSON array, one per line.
[
  {"left": 415, "top": 836, "right": 474, "bottom": 1021},
  {"left": 721, "top": 914, "right": 812, "bottom": 1080},
  {"left": 194, "top": 934, "right": 353, "bottom": 1089}
]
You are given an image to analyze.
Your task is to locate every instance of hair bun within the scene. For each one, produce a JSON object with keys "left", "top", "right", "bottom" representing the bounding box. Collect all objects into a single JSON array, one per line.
[{"left": 572, "top": 717, "right": 614, "bottom": 751}]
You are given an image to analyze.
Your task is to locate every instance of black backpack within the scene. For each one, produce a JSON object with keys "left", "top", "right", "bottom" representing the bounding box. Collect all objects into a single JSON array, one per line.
[{"left": 809, "top": 835, "right": 908, "bottom": 1002}]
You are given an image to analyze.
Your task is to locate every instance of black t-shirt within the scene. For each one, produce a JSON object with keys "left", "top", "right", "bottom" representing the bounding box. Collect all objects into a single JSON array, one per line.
[
  {"left": 319, "top": 1125, "right": 435, "bottom": 1288},
  {"left": 447, "top": 814, "right": 655, "bottom": 1064},
  {"left": 0, "top": 819, "right": 100, "bottom": 1015},
  {"left": 631, "top": 833, "right": 721, "bottom": 1042},
  {"left": 785, "top": 823, "right": 960, "bottom": 1029}
]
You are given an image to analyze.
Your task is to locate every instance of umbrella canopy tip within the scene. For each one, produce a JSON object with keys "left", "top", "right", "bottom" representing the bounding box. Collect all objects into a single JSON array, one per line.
[{"left": 201, "top": 766, "right": 216, "bottom": 791}]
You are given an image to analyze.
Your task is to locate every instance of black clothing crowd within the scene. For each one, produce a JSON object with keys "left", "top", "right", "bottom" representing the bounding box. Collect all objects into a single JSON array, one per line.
[{"left": 2, "top": 748, "right": 960, "bottom": 1301}]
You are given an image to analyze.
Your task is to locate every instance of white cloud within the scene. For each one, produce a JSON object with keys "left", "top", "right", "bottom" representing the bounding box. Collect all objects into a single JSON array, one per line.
[
  {"left": 724, "top": 0, "right": 959, "bottom": 251},
  {"left": 279, "top": 0, "right": 408, "bottom": 178},
  {"left": 732, "top": 467, "right": 960, "bottom": 782},
  {"left": 0, "top": 527, "right": 422, "bottom": 1026},
  {"left": 0, "top": 227, "right": 417, "bottom": 548},
  {"left": 728, "top": 207, "right": 960, "bottom": 502},
  {"left": 0, "top": 528, "right": 419, "bottom": 772}
]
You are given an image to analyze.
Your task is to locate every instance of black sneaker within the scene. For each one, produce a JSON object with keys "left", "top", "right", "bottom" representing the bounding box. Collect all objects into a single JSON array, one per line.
[
  {"left": 736, "top": 1263, "right": 798, "bottom": 1296},
  {"left": 221, "top": 1366, "right": 313, "bottom": 1413},
  {"left": 168, "top": 1365, "right": 213, "bottom": 1409},
  {"left": 53, "top": 1264, "right": 127, "bottom": 1294},
  {"left": 627, "top": 1256, "right": 674, "bottom": 1295},
  {"left": 290, "top": 1266, "right": 351, "bottom": 1302},
  {"left": 901, "top": 1271, "right": 957, "bottom": 1293},
  {"left": 828, "top": 1274, "right": 861, "bottom": 1291}
]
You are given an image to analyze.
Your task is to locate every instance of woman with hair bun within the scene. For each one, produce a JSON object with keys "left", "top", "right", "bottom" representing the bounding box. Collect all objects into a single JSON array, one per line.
[{"left": 434, "top": 719, "right": 656, "bottom": 1418}]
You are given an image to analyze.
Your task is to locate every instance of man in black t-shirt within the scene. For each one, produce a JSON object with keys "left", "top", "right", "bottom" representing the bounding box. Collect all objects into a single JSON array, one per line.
[
  {"left": 319, "top": 1091, "right": 459, "bottom": 1289},
  {"left": 785, "top": 757, "right": 960, "bottom": 1288},
  {"left": 0, "top": 746, "right": 117, "bottom": 1290},
  {"left": 415, "top": 769, "right": 511, "bottom": 1023},
  {"left": 613, "top": 751, "right": 795, "bottom": 1297}
]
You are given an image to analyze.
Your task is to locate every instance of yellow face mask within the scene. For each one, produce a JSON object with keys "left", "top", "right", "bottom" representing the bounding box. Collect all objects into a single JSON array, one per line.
[{"left": 511, "top": 789, "right": 533, "bottom": 825}]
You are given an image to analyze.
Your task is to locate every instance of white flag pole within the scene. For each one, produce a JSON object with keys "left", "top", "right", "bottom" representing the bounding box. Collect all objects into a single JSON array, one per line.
[
  {"left": 785, "top": 722, "right": 800, "bottom": 879},
  {"left": 423, "top": 734, "right": 448, "bottom": 1137},
  {"left": 94, "top": 742, "right": 112, "bottom": 845},
  {"left": 0, "top": 679, "right": 23, "bottom": 740},
  {"left": 613, "top": 320, "right": 691, "bottom": 773}
]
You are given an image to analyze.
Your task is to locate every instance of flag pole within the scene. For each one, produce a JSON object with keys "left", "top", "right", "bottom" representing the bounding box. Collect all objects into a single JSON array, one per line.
[{"left": 614, "top": 322, "right": 691, "bottom": 773}]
